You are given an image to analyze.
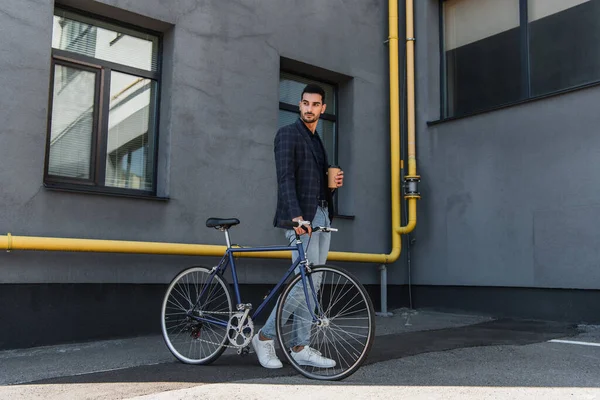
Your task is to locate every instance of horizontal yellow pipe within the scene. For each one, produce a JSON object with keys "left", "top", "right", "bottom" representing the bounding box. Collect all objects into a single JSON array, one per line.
[{"left": 0, "top": 234, "right": 394, "bottom": 263}]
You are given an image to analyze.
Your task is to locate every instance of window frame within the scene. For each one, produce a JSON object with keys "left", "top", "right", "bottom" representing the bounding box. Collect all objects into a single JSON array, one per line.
[
  {"left": 46, "top": 58, "right": 103, "bottom": 187},
  {"left": 439, "top": 0, "right": 600, "bottom": 121},
  {"left": 44, "top": 7, "right": 163, "bottom": 198}
]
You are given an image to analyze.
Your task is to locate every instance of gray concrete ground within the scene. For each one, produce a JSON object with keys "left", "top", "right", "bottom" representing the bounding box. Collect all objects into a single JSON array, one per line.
[{"left": 1, "top": 309, "right": 599, "bottom": 400}]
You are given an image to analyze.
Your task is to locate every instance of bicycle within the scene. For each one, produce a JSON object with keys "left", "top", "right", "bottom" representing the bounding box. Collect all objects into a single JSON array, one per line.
[{"left": 161, "top": 217, "right": 375, "bottom": 381}]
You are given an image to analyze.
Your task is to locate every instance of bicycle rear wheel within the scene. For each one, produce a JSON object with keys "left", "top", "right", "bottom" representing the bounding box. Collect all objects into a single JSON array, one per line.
[
  {"left": 161, "top": 266, "right": 233, "bottom": 364},
  {"left": 275, "top": 265, "right": 375, "bottom": 380}
]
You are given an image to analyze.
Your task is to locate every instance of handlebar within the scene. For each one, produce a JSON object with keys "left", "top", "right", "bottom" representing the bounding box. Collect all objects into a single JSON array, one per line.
[
  {"left": 281, "top": 220, "right": 338, "bottom": 233},
  {"left": 313, "top": 226, "right": 338, "bottom": 233}
]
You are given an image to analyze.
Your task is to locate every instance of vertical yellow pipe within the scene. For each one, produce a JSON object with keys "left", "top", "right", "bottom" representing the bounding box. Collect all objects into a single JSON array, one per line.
[
  {"left": 387, "top": 0, "right": 402, "bottom": 262},
  {"left": 405, "top": 0, "right": 417, "bottom": 178},
  {"left": 397, "top": 0, "right": 420, "bottom": 235}
]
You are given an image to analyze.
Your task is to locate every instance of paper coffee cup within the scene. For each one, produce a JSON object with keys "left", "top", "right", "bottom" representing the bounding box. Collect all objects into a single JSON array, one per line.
[{"left": 328, "top": 166, "right": 342, "bottom": 189}]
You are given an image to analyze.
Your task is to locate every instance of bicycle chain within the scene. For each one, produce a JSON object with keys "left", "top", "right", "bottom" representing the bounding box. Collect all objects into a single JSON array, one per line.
[
  {"left": 187, "top": 311, "right": 249, "bottom": 350},
  {"left": 191, "top": 334, "right": 240, "bottom": 349}
]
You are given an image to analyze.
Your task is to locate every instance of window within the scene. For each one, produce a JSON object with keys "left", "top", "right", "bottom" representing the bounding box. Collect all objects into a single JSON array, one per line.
[
  {"left": 46, "top": 8, "right": 160, "bottom": 195},
  {"left": 278, "top": 72, "right": 338, "bottom": 165},
  {"left": 442, "top": 0, "right": 600, "bottom": 118},
  {"left": 528, "top": 0, "right": 600, "bottom": 97}
]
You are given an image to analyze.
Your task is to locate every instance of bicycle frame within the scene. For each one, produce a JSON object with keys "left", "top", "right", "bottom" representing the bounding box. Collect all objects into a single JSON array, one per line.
[{"left": 189, "top": 238, "right": 320, "bottom": 329}]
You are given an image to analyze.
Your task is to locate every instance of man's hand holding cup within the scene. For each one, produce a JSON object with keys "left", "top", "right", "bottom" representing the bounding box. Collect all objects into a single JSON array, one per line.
[{"left": 328, "top": 165, "right": 343, "bottom": 189}]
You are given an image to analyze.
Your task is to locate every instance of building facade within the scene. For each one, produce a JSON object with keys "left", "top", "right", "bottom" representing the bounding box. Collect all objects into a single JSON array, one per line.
[
  {"left": 1, "top": 0, "right": 599, "bottom": 349},
  {"left": 413, "top": 0, "right": 600, "bottom": 322},
  {"left": 0, "top": 0, "right": 396, "bottom": 349}
]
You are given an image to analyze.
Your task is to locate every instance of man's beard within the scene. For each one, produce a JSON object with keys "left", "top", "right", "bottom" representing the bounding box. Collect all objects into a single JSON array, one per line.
[{"left": 301, "top": 112, "right": 318, "bottom": 123}]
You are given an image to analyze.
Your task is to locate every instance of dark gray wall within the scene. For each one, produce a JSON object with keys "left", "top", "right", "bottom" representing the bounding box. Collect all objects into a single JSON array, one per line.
[
  {"left": 0, "top": 0, "right": 401, "bottom": 286},
  {"left": 412, "top": 0, "right": 600, "bottom": 290}
]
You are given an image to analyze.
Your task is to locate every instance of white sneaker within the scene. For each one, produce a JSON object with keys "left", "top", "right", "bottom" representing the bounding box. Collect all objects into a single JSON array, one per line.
[
  {"left": 291, "top": 346, "right": 336, "bottom": 368},
  {"left": 251, "top": 332, "right": 283, "bottom": 369}
]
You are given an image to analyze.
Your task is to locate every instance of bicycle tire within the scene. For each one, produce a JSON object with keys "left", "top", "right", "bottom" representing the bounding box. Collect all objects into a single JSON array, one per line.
[
  {"left": 161, "top": 266, "right": 233, "bottom": 365},
  {"left": 275, "top": 264, "right": 375, "bottom": 381}
]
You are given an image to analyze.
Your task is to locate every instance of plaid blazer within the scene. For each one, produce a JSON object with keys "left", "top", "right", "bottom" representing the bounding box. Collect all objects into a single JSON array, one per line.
[{"left": 273, "top": 118, "right": 334, "bottom": 228}]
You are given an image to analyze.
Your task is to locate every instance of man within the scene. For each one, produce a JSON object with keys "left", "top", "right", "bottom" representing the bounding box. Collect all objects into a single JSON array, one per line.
[{"left": 251, "top": 84, "right": 344, "bottom": 369}]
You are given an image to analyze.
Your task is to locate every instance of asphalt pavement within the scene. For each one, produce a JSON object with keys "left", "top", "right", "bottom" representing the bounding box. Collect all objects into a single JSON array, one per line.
[{"left": 1, "top": 309, "right": 599, "bottom": 400}]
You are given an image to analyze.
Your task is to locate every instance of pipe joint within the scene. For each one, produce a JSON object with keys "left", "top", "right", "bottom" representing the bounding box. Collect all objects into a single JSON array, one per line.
[{"left": 404, "top": 175, "right": 421, "bottom": 199}]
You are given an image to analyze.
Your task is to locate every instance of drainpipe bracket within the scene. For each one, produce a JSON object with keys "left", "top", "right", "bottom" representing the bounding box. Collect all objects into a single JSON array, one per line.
[{"left": 384, "top": 35, "right": 398, "bottom": 45}]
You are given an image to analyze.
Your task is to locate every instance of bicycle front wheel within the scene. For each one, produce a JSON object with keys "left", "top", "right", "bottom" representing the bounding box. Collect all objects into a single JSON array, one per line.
[
  {"left": 161, "top": 266, "right": 233, "bottom": 365},
  {"left": 275, "top": 265, "right": 375, "bottom": 381}
]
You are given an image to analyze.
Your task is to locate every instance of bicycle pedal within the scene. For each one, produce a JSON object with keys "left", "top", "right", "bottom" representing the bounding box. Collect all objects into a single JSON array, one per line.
[{"left": 237, "top": 346, "right": 250, "bottom": 356}]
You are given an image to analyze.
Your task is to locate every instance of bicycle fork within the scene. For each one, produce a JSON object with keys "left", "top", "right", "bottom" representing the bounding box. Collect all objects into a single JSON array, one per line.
[{"left": 299, "top": 260, "right": 322, "bottom": 324}]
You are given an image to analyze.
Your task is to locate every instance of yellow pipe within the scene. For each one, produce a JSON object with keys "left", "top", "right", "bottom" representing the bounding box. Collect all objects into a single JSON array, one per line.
[
  {"left": 0, "top": 234, "right": 396, "bottom": 263},
  {"left": 0, "top": 0, "right": 417, "bottom": 264},
  {"left": 397, "top": 198, "right": 417, "bottom": 234},
  {"left": 397, "top": 0, "right": 420, "bottom": 234},
  {"left": 405, "top": 0, "right": 418, "bottom": 179},
  {"left": 0, "top": 235, "right": 285, "bottom": 259},
  {"left": 385, "top": 0, "right": 403, "bottom": 262}
]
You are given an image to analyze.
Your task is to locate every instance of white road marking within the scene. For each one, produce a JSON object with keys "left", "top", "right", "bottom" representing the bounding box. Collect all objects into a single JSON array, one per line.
[{"left": 548, "top": 339, "right": 600, "bottom": 347}]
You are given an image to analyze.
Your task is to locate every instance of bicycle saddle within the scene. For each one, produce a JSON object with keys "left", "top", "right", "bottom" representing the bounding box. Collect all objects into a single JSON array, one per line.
[{"left": 205, "top": 217, "right": 240, "bottom": 229}]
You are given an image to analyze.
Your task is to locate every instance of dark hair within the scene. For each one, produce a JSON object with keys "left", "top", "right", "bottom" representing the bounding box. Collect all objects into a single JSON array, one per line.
[{"left": 301, "top": 84, "right": 326, "bottom": 104}]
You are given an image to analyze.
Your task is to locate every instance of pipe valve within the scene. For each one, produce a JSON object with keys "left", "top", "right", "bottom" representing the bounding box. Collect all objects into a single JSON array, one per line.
[{"left": 404, "top": 175, "right": 421, "bottom": 199}]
